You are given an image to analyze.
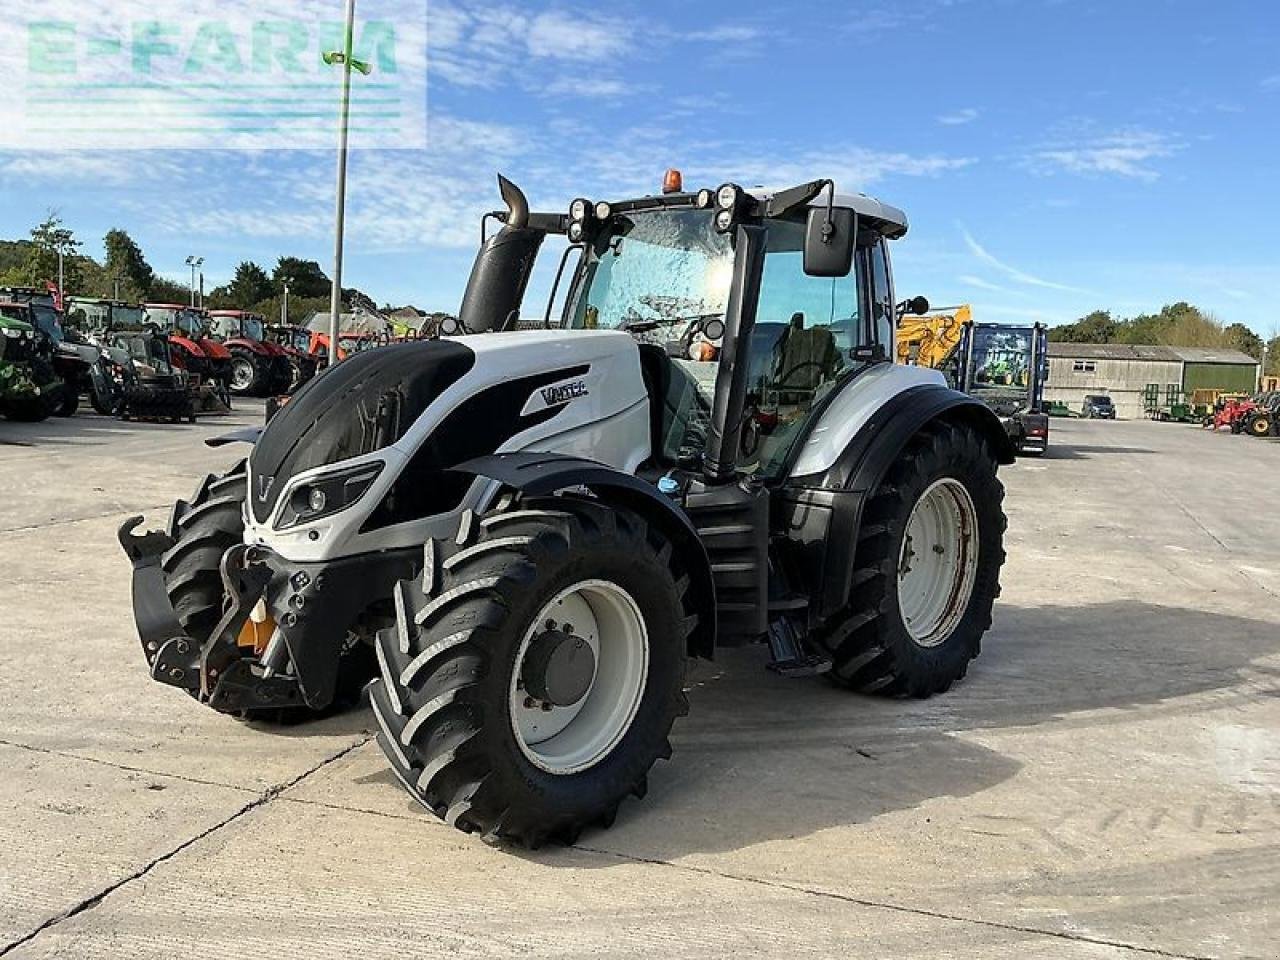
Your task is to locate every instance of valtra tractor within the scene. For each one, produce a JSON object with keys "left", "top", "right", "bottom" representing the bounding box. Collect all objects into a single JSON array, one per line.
[
  {"left": 208, "top": 310, "right": 311, "bottom": 395},
  {"left": 143, "top": 304, "right": 234, "bottom": 410},
  {"left": 120, "top": 173, "right": 1013, "bottom": 847}
]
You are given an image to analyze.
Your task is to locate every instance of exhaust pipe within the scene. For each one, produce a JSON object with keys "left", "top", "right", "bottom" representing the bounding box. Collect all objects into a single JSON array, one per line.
[
  {"left": 497, "top": 173, "right": 529, "bottom": 230},
  {"left": 457, "top": 174, "right": 545, "bottom": 334}
]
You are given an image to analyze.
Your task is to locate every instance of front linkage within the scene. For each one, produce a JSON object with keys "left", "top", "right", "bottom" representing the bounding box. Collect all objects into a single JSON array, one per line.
[{"left": 118, "top": 515, "right": 414, "bottom": 714}]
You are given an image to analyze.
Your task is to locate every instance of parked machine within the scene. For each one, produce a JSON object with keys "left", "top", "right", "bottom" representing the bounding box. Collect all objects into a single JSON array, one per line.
[
  {"left": 898, "top": 305, "right": 1049, "bottom": 455},
  {"left": 67, "top": 297, "right": 198, "bottom": 420},
  {"left": 208, "top": 310, "right": 311, "bottom": 395},
  {"left": 0, "top": 286, "right": 95, "bottom": 417},
  {"left": 0, "top": 304, "right": 59, "bottom": 421},
  {"left": 121, "top": 173, "right": 1013, "bottom": 847},
  {"left": 143, "top": 303, "right": 234, "bottom": 409}
]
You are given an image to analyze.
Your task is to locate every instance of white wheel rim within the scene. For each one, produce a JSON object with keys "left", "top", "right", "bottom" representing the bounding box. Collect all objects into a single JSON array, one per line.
[
  {"left": 509, "top": 579, "right": 649, "bottom": 775},
  {"left": 230, "top": 358, "right": 253, "bottom": 390},
  {"left": 897, "top": 478, "right": 979, "bottom": 648}
]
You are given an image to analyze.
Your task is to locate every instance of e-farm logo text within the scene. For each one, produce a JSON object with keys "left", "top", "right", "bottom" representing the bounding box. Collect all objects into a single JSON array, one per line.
[{"left": 2, "top": 1, "right": 427, "bottom": 150}]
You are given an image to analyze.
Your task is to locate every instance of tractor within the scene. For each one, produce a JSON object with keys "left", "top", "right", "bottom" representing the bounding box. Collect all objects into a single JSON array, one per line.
[
  {"left": 208, "top": 310, "right": 310, "bottom": 395},
  {"left": 0, "top": 306, "right": 60, "bottom": 421},
  {"left": 143, "top": 303, "right": 234, "bottom": 408},
  {"left": 120, "top": 174, "right": 1013, "bottom": 847},
  {"left": 0, "top": 287, "right": 95, "bottom": 417}
]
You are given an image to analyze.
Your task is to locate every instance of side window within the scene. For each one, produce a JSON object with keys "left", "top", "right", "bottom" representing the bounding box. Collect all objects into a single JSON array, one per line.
[
  {"left": 869, "top": 240, "right": 894, "bottom": 352},
  {"left": 740, "top": 219, "right": 864, "bottom": 479}
]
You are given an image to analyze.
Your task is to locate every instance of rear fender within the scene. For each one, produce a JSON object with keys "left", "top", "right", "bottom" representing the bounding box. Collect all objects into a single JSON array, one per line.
[
  {"left": 785, "top": 384, "right": 1012, "bottom": 622},
  {"left": 451, "top": 452, "right": 716, "bottom": 659}
]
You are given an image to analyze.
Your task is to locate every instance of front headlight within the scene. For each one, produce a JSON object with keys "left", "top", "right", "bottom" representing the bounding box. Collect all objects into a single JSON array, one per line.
[
  {"left": 2, "top": 328, "right": 20, "bottom": 339},
  {"left": 276, "top": 463, "right": 384, "bottom": 530}
]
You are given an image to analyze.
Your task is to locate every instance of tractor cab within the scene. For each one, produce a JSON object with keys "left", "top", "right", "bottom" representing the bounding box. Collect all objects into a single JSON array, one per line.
[{"left": 458, "top": 174, "right": 909, "bottom": 486}]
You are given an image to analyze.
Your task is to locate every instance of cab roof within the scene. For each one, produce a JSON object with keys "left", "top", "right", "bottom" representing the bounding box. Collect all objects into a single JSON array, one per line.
[{"left": 744, "top": 188, "right": 909, "bottom": 239}]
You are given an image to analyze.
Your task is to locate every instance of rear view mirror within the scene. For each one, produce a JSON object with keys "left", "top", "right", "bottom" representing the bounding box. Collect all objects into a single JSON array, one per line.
[{"left": 803, "top": 207, "right": 856, "bottom": 277}]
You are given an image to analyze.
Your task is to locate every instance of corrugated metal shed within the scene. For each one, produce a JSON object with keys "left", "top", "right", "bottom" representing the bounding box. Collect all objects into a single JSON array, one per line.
[
  {"left": 1165, "top": 346, "right": 1259, "bottom": 365},
  {"left": 1047, "top": 343, "right": 1181, "bottom": 361}
]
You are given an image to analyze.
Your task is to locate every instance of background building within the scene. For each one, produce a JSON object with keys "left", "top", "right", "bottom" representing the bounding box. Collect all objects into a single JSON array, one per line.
[{"left": 1046, "top": 343, "right": 1259, "bottom": 418}]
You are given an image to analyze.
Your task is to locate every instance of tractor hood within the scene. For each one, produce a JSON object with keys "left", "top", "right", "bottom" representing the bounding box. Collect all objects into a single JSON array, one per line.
[{"left": 249, "top": 340, "right": 477, "bottom": 523}]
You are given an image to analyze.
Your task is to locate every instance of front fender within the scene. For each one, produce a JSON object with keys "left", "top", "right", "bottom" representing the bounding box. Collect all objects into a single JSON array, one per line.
[{"left": 451, "top": 452, "right": 716, "bottom": 659}]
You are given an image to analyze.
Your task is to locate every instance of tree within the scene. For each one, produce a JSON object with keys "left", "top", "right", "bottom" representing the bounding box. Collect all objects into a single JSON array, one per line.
[
  {"left": 1049, "top": 310, "right": 1117, "bottom": 343},
  {"left": 102, "top": 229, "right": 156, "bottom": 300},
  {"left": 1222, "top": 322, "right": 1264, "bottom": 361},
  {"left": 210, "top": 260, "right": 274, "bottom": 309},
  {"left": 1266, "top": 337, "right": 1280, "bottom": 377},
  {"left": 272, "top": 257, "right": 330, "bottom": 299},
  {"left": 4, "top": 213, "right": 84, "bottom": 292}
]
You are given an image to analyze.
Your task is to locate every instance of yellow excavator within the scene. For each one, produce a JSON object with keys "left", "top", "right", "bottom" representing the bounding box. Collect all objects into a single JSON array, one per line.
[{"left": 896, "top": 303, "right": 972, "bottom": 369}]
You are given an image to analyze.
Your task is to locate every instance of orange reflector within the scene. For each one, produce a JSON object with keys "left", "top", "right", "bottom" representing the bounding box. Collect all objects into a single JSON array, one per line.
[
  {"left": 663, "top": 169, "right": 683, "bottom": 194},
  {"left": 236, "top": 615, "right": 277, "bottom": 655}
]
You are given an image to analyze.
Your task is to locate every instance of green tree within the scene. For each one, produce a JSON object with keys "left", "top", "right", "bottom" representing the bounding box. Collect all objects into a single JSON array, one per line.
[
  {"left": 1222, "top": 322, "right": 1264, "bottom": 361},
  {"left": 102, "top": 229, "right": 156, "bottom": 301},
  {"left": 4, "top": 214, "right": 84, "bottom": 292},
  {"left": 209, "top": 260, "right": 275, "bottom": 309},
  {"left": 272, "top": 257, "right": 330, "bottom": 299},
  {"left": 1049, "top": 310, "right": 1117, "bottom": 343}
]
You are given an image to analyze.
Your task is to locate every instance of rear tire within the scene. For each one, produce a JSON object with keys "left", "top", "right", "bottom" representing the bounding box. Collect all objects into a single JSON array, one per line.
[
  {"left": 1248, "top": 415, "right": 1271, "bottom": 437},
  {"left": 160, "top": 462, "right": 370, "bottom": 722},
  {"left": 53, "top": 384, "right": 79, "bottom": 417},
  {"left": 228, "top": 349, "right": 267, "bottom": 396},
  {"left": 817, "top": 420, "right": 1006, "bottom": 697},
  {"left": 370, "top": 494, "right": 694, "bottom": 847}
]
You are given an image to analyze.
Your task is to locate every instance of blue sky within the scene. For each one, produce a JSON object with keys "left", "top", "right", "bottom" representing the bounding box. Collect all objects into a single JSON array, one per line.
[{"left": 2, "top": 0, "right": 1279, "bottom": 333}]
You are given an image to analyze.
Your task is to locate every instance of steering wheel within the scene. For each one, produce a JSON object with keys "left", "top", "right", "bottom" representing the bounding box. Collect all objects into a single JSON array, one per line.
[{"left": 772, "top": 361, "right": 828, "bottom": 390}]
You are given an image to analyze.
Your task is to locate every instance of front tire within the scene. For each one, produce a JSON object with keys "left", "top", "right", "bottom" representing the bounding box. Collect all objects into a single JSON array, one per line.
[
  {"left": 160, "top": 462, "right": 371, "bottom": 721},
  {"left": 817, "top": 420, "right": 1006, "bottom": 697},
  {"left": 370, "top": 494, "right": 693, "bottom": 847}
]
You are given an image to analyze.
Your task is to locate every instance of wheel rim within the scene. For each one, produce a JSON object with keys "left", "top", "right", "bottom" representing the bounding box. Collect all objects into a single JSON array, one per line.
[
  {"left": 230, "top": 358, "right": 254, "bottom": 391},
  {"left": 509, "top": 579, "right": 649, "bottom": 775},
  {"left": 897, "top": 478, "right": 980, "bottom": 648}
]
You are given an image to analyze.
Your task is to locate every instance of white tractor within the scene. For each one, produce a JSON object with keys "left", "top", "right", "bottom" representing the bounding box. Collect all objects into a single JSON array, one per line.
[{"left": 121, "top": 173, "right": 1012, "bottom": 847}]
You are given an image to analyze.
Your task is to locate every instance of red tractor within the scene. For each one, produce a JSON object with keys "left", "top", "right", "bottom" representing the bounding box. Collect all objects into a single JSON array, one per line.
[
  {"left": 207, "top": 310, "right": 312, "bottom": 395},
  {"left": 142, "top": 303, "right": 233, "bottom": 406},
  {"left": 1207, "top": 396, "right": 1261, "bottom": 434}
]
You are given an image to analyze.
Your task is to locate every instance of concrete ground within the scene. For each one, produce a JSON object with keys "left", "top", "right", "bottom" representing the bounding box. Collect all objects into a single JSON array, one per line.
[{"left": 1, "top": 405, "right": 1277, "bottom": 959}]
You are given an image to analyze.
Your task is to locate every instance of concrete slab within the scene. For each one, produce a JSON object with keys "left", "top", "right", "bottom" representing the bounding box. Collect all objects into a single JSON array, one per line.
[
  {"left": 3, "top": 801, "right": 1147, "bottom": 960},
  {"left": 1, "top": 410, "right": 1277, "bottom": 958},
  {"left": 0, "top": 743, "right": 255, "bottom": 950}
]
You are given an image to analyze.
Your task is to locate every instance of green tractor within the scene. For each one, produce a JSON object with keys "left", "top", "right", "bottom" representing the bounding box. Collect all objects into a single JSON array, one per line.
[{"left": 0, "top": 302, "right": 61, "bottom": 421}]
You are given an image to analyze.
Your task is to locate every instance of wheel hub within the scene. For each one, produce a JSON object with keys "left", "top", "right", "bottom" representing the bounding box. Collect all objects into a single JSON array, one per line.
[
  {"left": 897, "top": 478, "right": 979, "bottom": 648},
  {"left": 522, "top": 623, "right": 596, "bottom": 707}
]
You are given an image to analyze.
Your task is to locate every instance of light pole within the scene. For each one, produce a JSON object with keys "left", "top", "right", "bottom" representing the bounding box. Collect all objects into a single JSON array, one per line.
[
  {"left": 323, "top": 0, "right": 372, "bottom": 367},
  {"left": 185, "top": 255, "right": 203, "bottom": 307},
  {"left": 112, "top": 276, "right": 121, "bottom": 300},
  {"left": 281, "top": 281, "right": 291, "bottom": 327}
]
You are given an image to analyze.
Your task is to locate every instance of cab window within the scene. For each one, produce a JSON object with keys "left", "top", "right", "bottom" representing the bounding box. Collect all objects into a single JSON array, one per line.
[{"left": 740, "top": 218, "right": 868, "bottom": 479}]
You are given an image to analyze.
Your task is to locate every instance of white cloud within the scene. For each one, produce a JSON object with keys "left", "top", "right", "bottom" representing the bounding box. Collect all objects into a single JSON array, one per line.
[
  {"left": 1025, "top": 128, "right": 1182, "bottom": 181},
  {"left": 959, "top": 225, "right": 1088, "bottom": 294},
  {"left": 958, "top": 274, "right": 1010, "bottom": 293},
  {"left": 1262, "top": 75, "right": 1280, "bottom": 89},
  {"left": 937, "top": 108, "right": 979, "bottom": 126}
]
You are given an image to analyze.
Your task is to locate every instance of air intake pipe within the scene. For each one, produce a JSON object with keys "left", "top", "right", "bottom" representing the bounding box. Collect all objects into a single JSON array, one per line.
[{"left": 456, "top": 174, "right": 545, "bottom": 334}]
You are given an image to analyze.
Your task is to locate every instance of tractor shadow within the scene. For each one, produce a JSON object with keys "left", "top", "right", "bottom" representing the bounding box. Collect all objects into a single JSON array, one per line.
[
  {"left": 1042, "top": 444, "right": 1158, "bottom": 459},
  {"left": 507, "top": 600, "right": 1278, "bottom": 863}
]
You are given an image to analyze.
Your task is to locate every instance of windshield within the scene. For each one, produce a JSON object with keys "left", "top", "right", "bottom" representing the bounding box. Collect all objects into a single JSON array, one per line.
[
  {"left": 1089, "top": 395, "right": 1112, "bottom": 406},
  {"left": 32, "top": 304, "right": 64, "bottom": 343},
  {"left": 178, "top": 309, "right": 206, "bottom": 337},
  {"left": 291, "top": 330, "right": 311, "bottom": 351},
  {"left": 242, "top": 315, "right": 265, "bottom": 341},
  {"left": 566, "top": 209, "right": 733, "bottom": 339},
  {"left": 968, "top": 327, "right": 1033, "bottom": 400},
  {"left": 113, "top": 305, "right": 146, "bottom": 330}
]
